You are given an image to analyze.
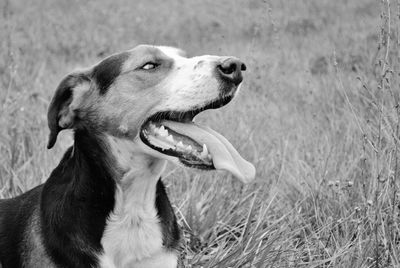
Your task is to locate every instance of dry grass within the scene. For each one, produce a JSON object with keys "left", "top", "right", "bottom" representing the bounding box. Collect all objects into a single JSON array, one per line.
[{"left": 1, "top": 0, "right": 400, "bottom": 267}]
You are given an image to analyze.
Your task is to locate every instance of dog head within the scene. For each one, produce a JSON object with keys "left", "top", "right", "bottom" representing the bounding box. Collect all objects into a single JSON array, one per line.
[{"left": 47, "top": 45, "right": 255, "bottom": 183}]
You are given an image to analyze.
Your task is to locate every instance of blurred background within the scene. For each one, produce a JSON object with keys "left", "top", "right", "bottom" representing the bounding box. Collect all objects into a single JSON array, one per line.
[{"left": 2, "top": 0, "right": 400, "bottom": 267}]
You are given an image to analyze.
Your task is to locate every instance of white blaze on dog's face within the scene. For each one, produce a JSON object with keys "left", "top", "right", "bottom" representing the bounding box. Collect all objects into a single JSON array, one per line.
[{"left": 48, "top": 45, "right": 255, "bottom": 183}]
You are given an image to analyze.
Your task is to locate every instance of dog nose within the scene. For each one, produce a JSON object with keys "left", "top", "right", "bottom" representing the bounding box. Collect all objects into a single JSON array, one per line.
[{"left": 217, "top": 58, "right": 246, "bottom": 86}]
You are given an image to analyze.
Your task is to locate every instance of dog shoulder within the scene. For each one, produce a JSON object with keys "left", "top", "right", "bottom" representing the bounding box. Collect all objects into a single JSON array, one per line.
[{"left": 0, "top": 185, "right": 46, "bottom": 267}]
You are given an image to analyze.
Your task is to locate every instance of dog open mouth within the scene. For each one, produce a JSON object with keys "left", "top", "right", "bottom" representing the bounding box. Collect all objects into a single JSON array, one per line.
[{"left": 140, "top": 96, "right": 256, "bottom": 183}]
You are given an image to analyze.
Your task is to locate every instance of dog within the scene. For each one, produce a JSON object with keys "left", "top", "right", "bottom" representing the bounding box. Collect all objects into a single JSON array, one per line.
[{"left": 0, "top": 45, "right": 255, "bottom": 268}]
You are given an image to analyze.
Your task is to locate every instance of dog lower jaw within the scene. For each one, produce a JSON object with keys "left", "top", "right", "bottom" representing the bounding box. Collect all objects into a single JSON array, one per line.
[
  {"left": 105, "top": 135, "right": 167, "bottom": 175},
  {"left": 135, "top": 136, "right": 190, "bottom": 169},
  {"left": 139, "top": 123, "right": 214, "bottom": 169}
]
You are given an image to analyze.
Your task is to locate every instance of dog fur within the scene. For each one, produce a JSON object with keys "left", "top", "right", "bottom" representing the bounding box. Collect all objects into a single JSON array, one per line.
[{"left": 0, "top": 45, "right": 246, "bottom": 268}]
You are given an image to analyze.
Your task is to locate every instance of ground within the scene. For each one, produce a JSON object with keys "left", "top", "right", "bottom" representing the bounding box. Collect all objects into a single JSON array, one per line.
[{"left": 1, "top": 0, "right": 399, "bottom": 267}]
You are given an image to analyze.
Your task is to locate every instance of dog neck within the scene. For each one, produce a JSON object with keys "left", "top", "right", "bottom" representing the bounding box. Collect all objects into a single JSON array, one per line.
[{"left": 105, "top": 135, "right": 167, "bottom": 216}]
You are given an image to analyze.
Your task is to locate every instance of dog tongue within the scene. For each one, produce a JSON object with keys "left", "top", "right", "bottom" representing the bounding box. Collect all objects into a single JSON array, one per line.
[{"left": 162, "top": 120, "right": 256, "bottom": 183}]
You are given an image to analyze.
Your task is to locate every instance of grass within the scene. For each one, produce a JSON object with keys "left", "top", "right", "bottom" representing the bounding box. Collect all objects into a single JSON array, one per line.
[{"left": 1, "top": 0, "right": 400, "bottom": 267}]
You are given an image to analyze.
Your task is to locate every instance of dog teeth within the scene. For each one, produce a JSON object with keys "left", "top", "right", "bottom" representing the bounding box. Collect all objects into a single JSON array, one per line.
[
  {"left": 176, "top": 141, "right": 185, "bottom": 149},
  {"left": 166, "top": 135, "right": 174, "bottom": 143},
  {"left": 158, "top": 125, "right": 168, "bottom": 137},
  {"left": 200, "top": 144, "right": 208, "bottom": 158},
  {"left": 186, "top": 145, "right": 193, "bottom": 151}
]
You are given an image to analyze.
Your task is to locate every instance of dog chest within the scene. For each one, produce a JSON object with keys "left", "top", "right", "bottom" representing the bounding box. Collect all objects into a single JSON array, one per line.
[
  {"left": 99, "top": 208, "right": 178, "bottom": 268},
  {"left": 98, "top": 177, "right": 178, "bottom": 268}
]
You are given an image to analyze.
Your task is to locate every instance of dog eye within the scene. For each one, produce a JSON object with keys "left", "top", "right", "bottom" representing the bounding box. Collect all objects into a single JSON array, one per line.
[{"left": 141, "top": 62, "right": 159, "bottom": 70}]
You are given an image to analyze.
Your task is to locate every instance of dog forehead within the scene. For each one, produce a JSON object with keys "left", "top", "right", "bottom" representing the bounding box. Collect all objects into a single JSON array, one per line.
[
  {"left": 129, "top": 45, "right": 164, "bottom": 57},
  {"left": 156, "top": 46, "right": 187, "bottom": 59},
  {"left": 125, "top": 45, "right": 186, "bottom": 66}
]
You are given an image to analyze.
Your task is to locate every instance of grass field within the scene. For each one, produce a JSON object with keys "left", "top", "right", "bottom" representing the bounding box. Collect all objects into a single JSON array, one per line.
[{"left": 1, "top": 0, "right": 400, "bottom": 267}]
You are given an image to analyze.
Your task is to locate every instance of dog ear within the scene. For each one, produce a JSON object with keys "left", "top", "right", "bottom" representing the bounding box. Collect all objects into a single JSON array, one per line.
[{"left": 47, "top": 72, "right": 91, "bottom": 149}]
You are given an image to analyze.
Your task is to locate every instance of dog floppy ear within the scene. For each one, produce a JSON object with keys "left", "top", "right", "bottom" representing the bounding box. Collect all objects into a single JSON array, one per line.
[{"left": 47, "top": 72, "right": 91, "bottom": 149}]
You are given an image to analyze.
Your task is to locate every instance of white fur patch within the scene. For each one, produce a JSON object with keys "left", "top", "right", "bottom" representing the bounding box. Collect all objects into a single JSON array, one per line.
[
  {"left": 98, "top": 136, "right": 178, "bottom": 268},
  {"left": 155, "top": 47, "right": 224, "bottom": 113}
]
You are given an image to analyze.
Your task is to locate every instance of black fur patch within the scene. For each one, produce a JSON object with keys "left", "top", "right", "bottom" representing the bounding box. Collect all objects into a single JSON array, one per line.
[
  {"left": 92, "top": 52, "right": 130, "bottom": 94},
  {"left": 156, "top": 180, "right": 181, "bottom": 250},
  {"left": 40, "top": 129, "right": 116, "bottom": 267},
  {"left": 47, "top": 73, "right": 90, "bottom": 149},
  {"left": 0, "top": 186, "right": 41, "bottom": 267}
]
